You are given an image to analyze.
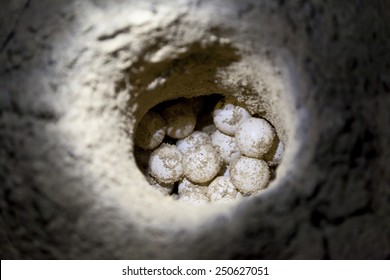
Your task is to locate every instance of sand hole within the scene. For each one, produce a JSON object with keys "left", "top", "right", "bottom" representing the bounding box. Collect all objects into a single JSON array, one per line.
[
  {"left": 112, "top": 32, "right": 297, "bottom": 223},
  {"left": 134, "top": 93, "right": 285, "bottom": 205}
]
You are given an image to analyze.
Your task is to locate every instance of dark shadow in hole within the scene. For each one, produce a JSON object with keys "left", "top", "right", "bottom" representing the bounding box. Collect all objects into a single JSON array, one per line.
[{"left": 115, "top": 40, "right": 242, "bottom": 121}]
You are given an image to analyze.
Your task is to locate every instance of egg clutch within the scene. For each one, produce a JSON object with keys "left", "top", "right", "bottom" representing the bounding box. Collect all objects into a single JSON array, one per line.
[{"left": 134, "top": 95, "right": 284, "bottom": 204}]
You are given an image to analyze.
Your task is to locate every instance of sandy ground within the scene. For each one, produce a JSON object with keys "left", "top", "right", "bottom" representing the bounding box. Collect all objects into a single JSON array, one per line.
[{"left": 0, "top": 0, "right": 389, "bottom": 259}]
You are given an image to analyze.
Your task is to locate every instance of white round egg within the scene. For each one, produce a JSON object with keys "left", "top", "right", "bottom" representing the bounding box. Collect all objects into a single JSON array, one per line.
[
  {"left": 134, "top": 111, "right": 166, "bottom": 149},
  {"left": 235, "top": 117, "right": 275, "bottom": 158},
  {"left": 207, "top": 176, "right": 238, "bottom": 202},
  {"left": 162, "top": 102, "right": 196, "bottom": 139},
  {"left": 178, "top": 178, "right": 202, "bottom": 193},
  {"left": 230, "top": 156, "right": 270, "bottom": 194},
  {"left": 213, "top": 98, "right": 251, "bottom": 136},
  {"left": 178, "top": 178, "right": 209, "bottom": 205},
  {"left": 182, "top": 143, "right": 222, "bottom": 184},
  {"left": 211, "top": 130, "right": 241, "bottom": 163},
  {"left": 180, "top": 190, "right": 210, "bottom": 205},
  {"left": 149, "top": 144, "right": 183, "bottom": 184},
  {"left": 176, "top": 131, "right": 210, "bottom": 154}
]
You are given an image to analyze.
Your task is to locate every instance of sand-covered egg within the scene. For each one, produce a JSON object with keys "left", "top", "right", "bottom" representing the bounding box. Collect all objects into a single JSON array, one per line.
[
  {"left": 235, "top": 117, "right": 275, "bottom": 158},
  {"left": 134, "top": 111, "right": 166, "bottom": 149},
  {"left": 230, "top": 156, "right": 270, "bottom": 194},
  {"left": 207, "top": 176, "right": 238, "bottom": 202},
  {"left": 211, "top": 130, "right": 240, "bottom": 163},
  {"left": 179, "top": 189, "right": 209, "bottom": 205},
  {"left": 176, "top": 131, "right": 210, "bottom": 154},
  {"left": 149, "top": 144, "right": 183, "bottom": 184},
  {"left": 162, "top": 102, "right": 197, "bottom": 139},
  {"left": 178, "top": 178, "right": 209, "bottom": 205},
  {"left": 134, "top": 95, "right": 284, "bottom": 204},
  {"left": 182, "top": 143, "right": 222, "bottom": 183},
  {"left": 213, "top": 98, "right": 251, "bottom": 136}
]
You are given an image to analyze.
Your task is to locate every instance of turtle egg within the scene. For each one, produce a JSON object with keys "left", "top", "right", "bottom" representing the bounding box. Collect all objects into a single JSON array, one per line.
[
  {"left": 211, "top": 130, "right": 241, "bottom": 163},
  {"left": 162, "top": 102, "right": 197, "bottom": 139},
  {"left": 178, "top": 178, "right": 209, "bottom": 205},
  {"left": 149, "top": 144, "right": 183, "bottom": 184},
  {"left": 235, "top": 117, "right": 275, "bottom": 158},
  {"left": 179, "top": 189, "right": 210, "bottom": 205},
  {"left": 213, "top": 98, "right": 251, "bottom": 136},
  {"left": 230, "top": 156, "right": 270, "bottom": 194},
  {"left": 182, "top": 143, "right": 222, "bottom": 184},
  {"left": 134, "top": 111, "right": 166, "bottom": 149},
  {"left": 176, "top": 131, "right": 210, "bottom": 154},
  {"left": 207, "top": 176, "right": 238, "bottom": 202}
]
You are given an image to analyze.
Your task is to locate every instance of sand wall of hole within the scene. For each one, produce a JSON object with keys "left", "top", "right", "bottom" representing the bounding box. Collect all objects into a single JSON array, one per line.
[{"left": 103, "top": 3, "right": 315, "bottom": 230}]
